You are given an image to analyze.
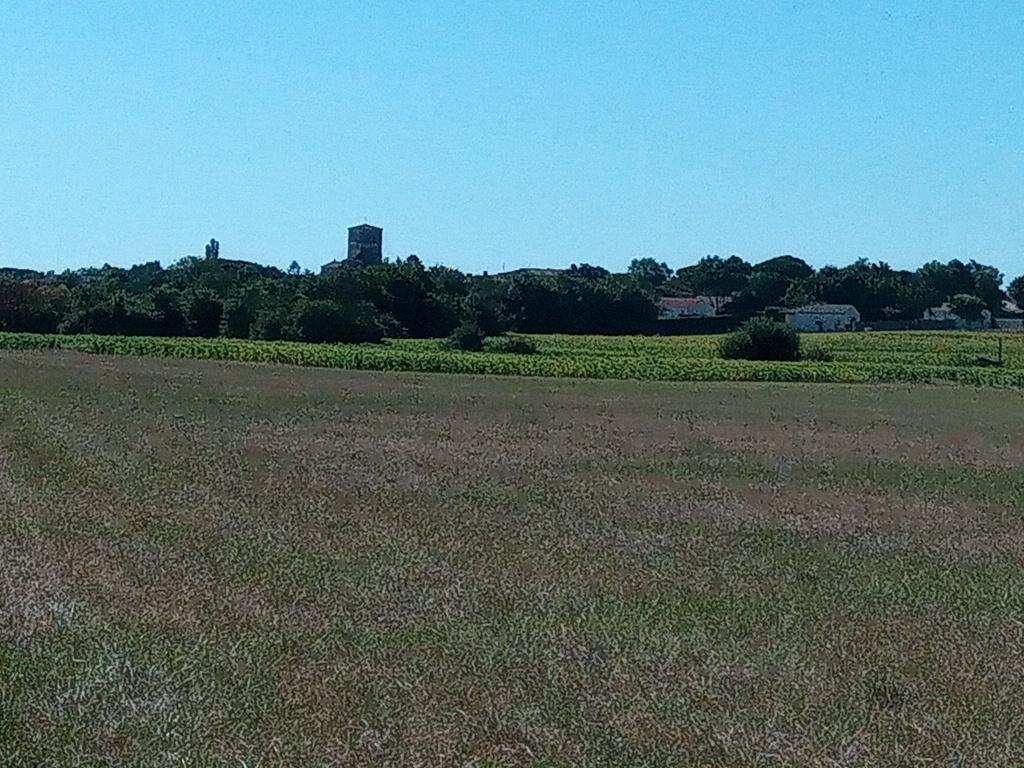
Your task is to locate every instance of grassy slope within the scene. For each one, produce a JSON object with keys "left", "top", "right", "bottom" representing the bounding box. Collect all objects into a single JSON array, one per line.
[
  {"left": 1, "top": 330, "right": 1023, "bottom": 387},
  {"left": 2, "top": 351, "right": 1024, "bottom": 766}
]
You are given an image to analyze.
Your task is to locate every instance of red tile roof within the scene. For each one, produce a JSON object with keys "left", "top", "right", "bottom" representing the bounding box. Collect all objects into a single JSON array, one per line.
[{"left": 659, "top": 297, "right": 713, "bottom": 309}]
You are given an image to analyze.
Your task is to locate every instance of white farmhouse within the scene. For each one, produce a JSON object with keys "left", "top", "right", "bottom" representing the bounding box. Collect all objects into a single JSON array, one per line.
[
  {"left": 657, "top": 297, "right": 717, "bottom": 319},
  {"left": 784, "top": 304, "right": 860, "bottom": 332}
]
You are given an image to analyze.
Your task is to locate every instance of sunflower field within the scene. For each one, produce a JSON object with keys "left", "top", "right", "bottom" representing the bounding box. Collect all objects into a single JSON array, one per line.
[{"left": 2, "top": 330, "right": 1024, "bottom": 387}]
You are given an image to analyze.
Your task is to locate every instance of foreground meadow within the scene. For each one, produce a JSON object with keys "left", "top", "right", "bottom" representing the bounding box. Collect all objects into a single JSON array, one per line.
[{"left": 2, "top": 351, "right": 1024, "bottom": 766}]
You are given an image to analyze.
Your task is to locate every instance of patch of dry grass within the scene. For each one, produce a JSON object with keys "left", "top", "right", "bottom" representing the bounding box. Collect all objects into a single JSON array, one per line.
[{"left": 2, "top": 351, "right": 1024, "bottom": 766}]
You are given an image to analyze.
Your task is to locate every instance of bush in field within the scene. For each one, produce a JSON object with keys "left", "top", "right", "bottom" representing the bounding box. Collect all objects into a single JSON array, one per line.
[
  {"left": 719, "top": 317, "right": 800, "bottom": 361},
  {"left": 443, "top": 321, "right": 486, "bottom": 351},
  {"left": 485, "top": 335, "right": 537, "bottom": 355}
]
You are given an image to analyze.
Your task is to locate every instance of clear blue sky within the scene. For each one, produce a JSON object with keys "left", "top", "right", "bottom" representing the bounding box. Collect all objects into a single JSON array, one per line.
[{"left": 2, "top": 1, "right": 1022, "bottom": 277}]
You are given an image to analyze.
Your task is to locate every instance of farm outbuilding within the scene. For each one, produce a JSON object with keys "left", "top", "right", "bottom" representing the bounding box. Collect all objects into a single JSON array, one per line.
[
  {"left": 657, "top": 297, "right": 717, "bottom": 319},
  {"left": 784, "top": 304, "right": 861, "bottom": 332}
]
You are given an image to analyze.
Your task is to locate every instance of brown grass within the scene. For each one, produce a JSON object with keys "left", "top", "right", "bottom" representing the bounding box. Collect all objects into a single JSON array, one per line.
[{"left": 1, "top": 350, "right": 1024, "bottom": 766}]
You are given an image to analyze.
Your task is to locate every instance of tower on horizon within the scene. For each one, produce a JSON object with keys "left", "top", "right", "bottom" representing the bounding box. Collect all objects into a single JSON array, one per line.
[{"left": 346, "top": 224, "right": 383, "bottom": 266}]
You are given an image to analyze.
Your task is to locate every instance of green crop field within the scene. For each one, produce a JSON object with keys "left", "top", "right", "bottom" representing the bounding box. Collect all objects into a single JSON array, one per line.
[
  {"left": 1, "top": 329, "right": 1023, "bottom": 387},
  {"left": 2, "top": 350, "right": 1023, "bottom": 766}
]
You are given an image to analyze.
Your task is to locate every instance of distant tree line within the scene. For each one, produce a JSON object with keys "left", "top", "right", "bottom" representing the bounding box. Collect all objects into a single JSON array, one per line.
[{"left": 0, "top": 241, "right": 1020, "bottom": 341}]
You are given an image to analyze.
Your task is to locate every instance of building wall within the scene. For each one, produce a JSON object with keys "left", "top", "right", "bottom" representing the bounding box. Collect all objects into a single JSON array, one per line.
[
  {"left": 657, "top": 300, "right": 715, "bottom": 319},
  {"left": 995, "top": 318, "right": 1024, "bottom": 332},
  {"left": 786, "top": 312, "right": 858, "bottom": 332}
]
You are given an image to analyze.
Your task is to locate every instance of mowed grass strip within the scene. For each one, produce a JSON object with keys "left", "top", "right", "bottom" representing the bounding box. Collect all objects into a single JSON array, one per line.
[
  {"left": 2, "top": 329, "right": 1024, "bottom": 387},
  {"left": 1, "top": 351, "right": 1024, "bottom": 766}
]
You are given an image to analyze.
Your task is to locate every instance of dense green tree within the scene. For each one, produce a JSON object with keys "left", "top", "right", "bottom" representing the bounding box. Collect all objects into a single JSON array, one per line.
[
  {"left": 499, "top": 273, "right": 655, "bottom": 334},
  {"left": 950, "top": 293, "right": 987, "bottom": 323},
  {"left": 1008, "top": 275, "right": 1024, "bottom": 307},
  {"left": 627, "top": 258, "right": 672, "bottom": 286},
  {"left": 676, "top": 256, "right": 752, "bottom": 310},
  {"left": 0, "top": 278, "right": 69, "bottom": 333},
  {"left": 918, "top": 260, "right": 974, "bottom": 304},
  {"left": 569, "top": 263, "right": 610, "bottom": 280},
  {"left": 184, "top": 289, "right": 224, "bottom": 338},
  {"left": 753, "top": 255, "right": 813, "bottom": 281},
  {"left": 968, "top": 261, "right": 1004, "bottom": 312},
  {"left": 292, "top": 300, "right": 385, "bottom": 343},
  {"left": 59, "top": 289, "right": 160, "bottom": 336}
]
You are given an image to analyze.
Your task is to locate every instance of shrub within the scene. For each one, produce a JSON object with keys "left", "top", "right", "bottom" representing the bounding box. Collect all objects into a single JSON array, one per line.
[
  {"left": 719, "top": 317, "right": 800, "bottom": 361},
  {"left": 485, "top": 335, "right": 537, "bottom": 355},
  {"left": 443, "top": 321, "right": 486, "bottom": 351}
]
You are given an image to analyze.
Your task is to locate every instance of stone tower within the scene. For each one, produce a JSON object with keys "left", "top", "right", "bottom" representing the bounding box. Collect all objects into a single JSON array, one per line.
[{"left": 346, "top": 224, "right": 383, "bottom": 266}]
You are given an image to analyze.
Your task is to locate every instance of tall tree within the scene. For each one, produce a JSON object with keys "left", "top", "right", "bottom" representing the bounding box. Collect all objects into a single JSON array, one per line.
[
  {"left": 950, "top": 293, "right": 987, "bottom": 323},
  {"left": 627, "top": 258, "right": 672, "bottom": 286},
  {"left": 677, "top": 256, "right": 752, "bottom": 311},
  {"left": 204, "top": 239, "right": 220, "bottom": 260},
  {"left": 1008, "top": 275, "right": 1024, "bottom": 308},
  {"left": 967, "top": 260, "right": 1004, "bottom": 312}
]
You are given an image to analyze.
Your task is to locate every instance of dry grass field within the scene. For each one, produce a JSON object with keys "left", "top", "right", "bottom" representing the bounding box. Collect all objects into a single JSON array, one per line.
[{"left": 2, "top": 350, "right": 1024, "bottom": 766}]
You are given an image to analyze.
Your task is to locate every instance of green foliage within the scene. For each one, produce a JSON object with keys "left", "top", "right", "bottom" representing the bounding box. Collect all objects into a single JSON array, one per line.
[
  {"left": 627, "top": 258, "right": 672, "bottom": 286},
  {"left": 184, "top": 289, "right": 224, "bottom": 337},
  {"left": 568, "top": 263, "right": 610, "bottom": 280},
  {"left": 729, "top": 255, "right": 815, "bottom": 314},
  {"left": 444, "top": 321, "right": 486, "bottom": 351},
  {"left": 719, "top": 318, "right": 801, "bottom": 361},
  {"left": 1008, "top": 276, "right": 1024, "bottom": 308},
  {"left": 484, "top": 335, "right": 537, "bottom": 355},
  {"left": 675, "top": 256, "right": 752, "bottom": 306},
  {"left": 292, "top": 300, "right": 385, "bottom": 343},
  {"left": 0, "top": 278, "right": 68, "bottom": 333},
  {"left": 461, "top": 285, "right": 507, "bottom": 337},
  {"left": 754, "top": 255, "right": 814, "bottom": 281},
  {"left": 501, "top": 273, "right": 656, "bottom": 334},
  {"left": 58, "top": 290, "right": 162, "bottom": 336},
  {"left": 950, "top": 293, "right": 987, "bottom": 323}
]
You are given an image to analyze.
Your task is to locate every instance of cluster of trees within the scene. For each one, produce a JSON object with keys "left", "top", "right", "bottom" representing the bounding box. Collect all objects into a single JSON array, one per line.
[
  {"left": 1, "top": 240, "right": 1020, "bottom": 341},
  {"left": 0, "top": 241, "right": 658, "bottom": 341},
  {"left": 629, "top": 254, "right": 1018, "bottom": 322}
]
